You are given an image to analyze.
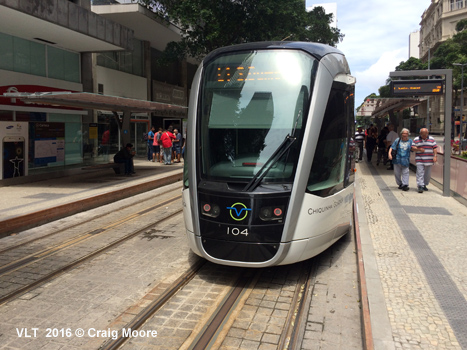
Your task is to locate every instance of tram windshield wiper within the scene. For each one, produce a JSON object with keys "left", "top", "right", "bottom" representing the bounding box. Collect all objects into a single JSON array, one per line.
[{"left": 242, "top": 134, "right": 296, "bottom": 192}]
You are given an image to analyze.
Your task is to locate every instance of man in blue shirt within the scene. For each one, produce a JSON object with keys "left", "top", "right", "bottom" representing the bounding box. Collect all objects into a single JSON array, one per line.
[{"left": 147, "top": 126, "right": 155, "bottom": 161}]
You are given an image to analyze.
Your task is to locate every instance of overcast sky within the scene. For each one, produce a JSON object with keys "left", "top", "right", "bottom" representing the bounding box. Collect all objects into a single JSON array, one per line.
[{"left": 306, "top": 0, "right": 430, "bottom": 105}]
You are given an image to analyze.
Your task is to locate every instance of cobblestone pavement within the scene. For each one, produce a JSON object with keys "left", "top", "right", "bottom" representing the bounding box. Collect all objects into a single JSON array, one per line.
[
  {"left": 356, "top": 160, "right": 467, "bottom": 350},
  {"left": 0, "top": 179, "right": 362, "bottom": 350},
  {"left": 0, "top": 186, "right": 193, "bottom": 350}
]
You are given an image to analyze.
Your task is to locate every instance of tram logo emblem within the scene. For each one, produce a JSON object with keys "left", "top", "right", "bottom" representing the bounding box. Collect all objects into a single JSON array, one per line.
[{"left": 227, "top": 202, "right": 251, "bottom": 221}]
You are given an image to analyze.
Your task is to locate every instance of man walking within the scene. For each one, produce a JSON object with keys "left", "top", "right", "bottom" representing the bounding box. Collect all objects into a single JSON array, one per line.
[
  {"left": 355, "top": 126, "right": 365, "bottom": 162},
  {"left": 413, "top": 128, "right": 438, "bottom": 193}
]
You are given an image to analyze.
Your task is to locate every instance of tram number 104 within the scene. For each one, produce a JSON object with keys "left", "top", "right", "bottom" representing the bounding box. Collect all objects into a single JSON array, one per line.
[{"left": 227, "top": 227, "right": 249, "bottom": 236}]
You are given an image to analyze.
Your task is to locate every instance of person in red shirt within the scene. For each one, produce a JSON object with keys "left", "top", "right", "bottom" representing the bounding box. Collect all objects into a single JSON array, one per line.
[{"left": 160, "top": 127, "right": 175, "bottom": 165}]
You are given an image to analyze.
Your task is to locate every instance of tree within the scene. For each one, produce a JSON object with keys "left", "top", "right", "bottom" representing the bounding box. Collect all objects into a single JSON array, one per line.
[
  {"left": 395, "top": 57, "right": 427, "bottom": 71},
  {"left": 143, "top": 0, "right": 344, "bottom": 61},
  {"left": 378, "top": 85, "right": 391, "bottom": 98}
]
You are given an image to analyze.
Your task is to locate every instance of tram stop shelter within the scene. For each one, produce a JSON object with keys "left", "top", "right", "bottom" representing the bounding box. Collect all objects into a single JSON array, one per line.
[
  {"left": 358, "top": 97, "right": 426, "bottom": 122},
  {"left": 6, "top": 91, "right": 188, "bottom": 147}
]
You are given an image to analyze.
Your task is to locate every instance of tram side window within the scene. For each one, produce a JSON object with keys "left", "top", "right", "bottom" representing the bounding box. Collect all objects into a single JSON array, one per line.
[{"left": 306, "top": 87, "right": 348, "bottom": 196}]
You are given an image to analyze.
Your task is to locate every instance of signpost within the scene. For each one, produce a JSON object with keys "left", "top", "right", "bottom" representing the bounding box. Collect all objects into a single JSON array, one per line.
[{"left": 391, "top": 79, "right": 444, "bottom": 96}]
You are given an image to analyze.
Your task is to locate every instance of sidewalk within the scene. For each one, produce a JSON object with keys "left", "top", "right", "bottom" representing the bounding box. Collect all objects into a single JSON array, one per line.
[
  {"left": 0, "top": 159, "right": 183, "bottom": 237},
  {"left": 355, "top": 159, "right": 467, "bottom": 350}
]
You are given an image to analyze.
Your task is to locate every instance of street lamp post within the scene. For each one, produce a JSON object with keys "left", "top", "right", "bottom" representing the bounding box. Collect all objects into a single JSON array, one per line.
[{"left": 453, "top": 63, "right": 467, "bottom": 153}]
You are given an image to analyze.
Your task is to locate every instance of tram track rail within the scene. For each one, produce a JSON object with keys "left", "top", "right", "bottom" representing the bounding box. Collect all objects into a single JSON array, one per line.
[
  {"left": 99, "top": 258, "right": 319, "bottom": 350},
  {"left": 0, "top": 194, "right": 182, "bottom": 276},
  {"left": 0, "top": 184, "right": 182, "bottom": 257},
  {"left": 0, "top": 198, "right": 183, "bottom": 306},
  {"left": 0, "top": 171, "right": 183, "bottom": 237}
]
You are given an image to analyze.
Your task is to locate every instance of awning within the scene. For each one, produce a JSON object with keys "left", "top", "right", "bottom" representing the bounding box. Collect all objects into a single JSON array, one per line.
[
  {"left": 359, "top": 98, "right": 426, "bottom": 119},
  {"left": 6, "top": 92, "right": 187, "bottom": 116}
]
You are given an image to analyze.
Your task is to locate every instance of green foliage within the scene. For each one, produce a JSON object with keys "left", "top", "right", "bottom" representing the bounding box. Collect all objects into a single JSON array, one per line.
[
  {"left": 378, "top": 85, "right": 391, "bottom": 98},
  {"left": 145, "top": 0, "right": 344, "bottom": 61},
  {"left": 395, "top": 57, "right": 427, "bottom": 71},
  {"left": 456, "top": 19, "right": 467, "bottom": 32}
]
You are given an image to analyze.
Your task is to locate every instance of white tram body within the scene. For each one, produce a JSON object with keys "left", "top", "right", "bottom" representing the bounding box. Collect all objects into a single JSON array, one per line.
[{"left": 182, "top": 42, "right": 356, "bottom": 267}]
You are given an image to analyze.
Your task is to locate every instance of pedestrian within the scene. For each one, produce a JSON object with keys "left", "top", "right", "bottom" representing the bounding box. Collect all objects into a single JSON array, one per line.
[
  {"left": 376, "top": 127, "right": 389, "bottom": 166},
  {"left": 365, "top": 125, "right": 377, "bottom": 162},
  {"left": 114, "top": 143, "right": 135, "bottom": 176},
  {"left": 153, "top": 127, "right": 162, "bottom": 163},
  {"left": 355, "top": 126, "right": 365, "bottom": 162},
  {"left": 147, "top": 126, "right": 155, "bottom": 161},
  {"left": 172, "top": 129, "right": 182, "bottom": 163},
  {"left": 155, "top": 128, "right": 163, "bottom": 163},
  {"left": 385, "top": 124, "right": 398, "bottom": 170},
  {"left": 101, "top": 127, "right": 110, "bottom": 162},
  {"left": 160, "top": 128, "right": 175, "bottom": 165},
  {"left": 413, "top": 128, "right": 438, "bottom": 193},
  {"left": 388, "top": 128, "right": 418, "bottom": 191}
]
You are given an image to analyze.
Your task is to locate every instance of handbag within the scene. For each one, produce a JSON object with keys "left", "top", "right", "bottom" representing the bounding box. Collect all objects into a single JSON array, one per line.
[{"left": 391, "top": 138, "right": 401, "bottom": 159}]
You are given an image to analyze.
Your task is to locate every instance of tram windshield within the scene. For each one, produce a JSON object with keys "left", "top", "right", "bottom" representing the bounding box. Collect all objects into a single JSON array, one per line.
[{"left": 199, "top": 49, "right": 317, "bottom": 184}]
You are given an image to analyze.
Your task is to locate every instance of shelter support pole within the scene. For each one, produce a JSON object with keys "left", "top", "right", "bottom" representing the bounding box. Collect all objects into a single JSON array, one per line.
[
  {"left": 444, "top": 70, "right": 452, "bottom": 197},
  {"left": 122, "top": 111, "right": 132, "bottom": 147}
]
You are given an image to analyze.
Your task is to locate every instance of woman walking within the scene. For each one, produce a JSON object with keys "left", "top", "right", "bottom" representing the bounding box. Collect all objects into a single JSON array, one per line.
[{"left": 387, "top": 128, "right": 420, "bottom": 191}]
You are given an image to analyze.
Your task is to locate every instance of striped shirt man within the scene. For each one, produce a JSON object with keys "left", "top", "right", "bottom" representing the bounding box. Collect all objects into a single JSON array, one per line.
[{"left": 413, "top": 134, "right": 437, "bottom": 165}]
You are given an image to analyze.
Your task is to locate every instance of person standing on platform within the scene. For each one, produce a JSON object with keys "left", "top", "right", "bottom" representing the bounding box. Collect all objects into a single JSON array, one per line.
[
  {"left": 147, "top": 126, "right": 155, "bottom": 161},
  {"left": 413, "top": 128, "right": 438, "bottom": 193},
  {"left": 355, "top": 126, "right": 365, "bottom": 162},
  {"left": 365, "top": 125, "right": 377, "bottom": 162},
  {"left": 160, "top": 128, "right": 175, "bottom": 165},
  {"left": 172, "top": 129, "right": 182, "bottom": 163},
  {"left": 153, "top": 127, "right": 162, "bottom": 163},
  {"left": 376, "top": 126, "right": 389, "bottom": 166},
  {"left": 385, "top": 124, "right": 398, "bottom": 170}
]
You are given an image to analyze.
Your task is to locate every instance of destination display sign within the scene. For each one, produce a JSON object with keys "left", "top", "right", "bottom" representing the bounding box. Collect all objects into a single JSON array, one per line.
[{"left": 391, "top": 79, "right": 444, "bottom": 96}]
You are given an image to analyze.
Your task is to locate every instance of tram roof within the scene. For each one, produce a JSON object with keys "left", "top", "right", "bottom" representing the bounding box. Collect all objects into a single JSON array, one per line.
[{"left": 203, "top": 41, "right": 344, "bottom": 63}]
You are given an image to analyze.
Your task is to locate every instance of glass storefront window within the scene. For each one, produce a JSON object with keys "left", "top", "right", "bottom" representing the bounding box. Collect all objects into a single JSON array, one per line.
[
  {"left": 96, "top": 38, "right": 144, "bottom": 77},
  {"left": 0, "top": 33, "right": 13, "bottom": 71},
  {"left": 48, "top": 114, "right": 82, "bottom": 166},
  {"left": 48, "top": 46, "right": 80, "bottom": 83},
  {"left": 0, "top": 111, "right": 13, "bottom": 121},
  {"left": 0, "top": 32, "right": 79, "bottom": 83}
]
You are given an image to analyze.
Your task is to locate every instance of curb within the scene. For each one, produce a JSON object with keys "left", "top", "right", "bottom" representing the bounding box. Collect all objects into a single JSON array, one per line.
[
  {"left": 354, "top": 192, "right": 374, "bottom": 350},
  {"left": 0, "top": 171, "right": 183, "bottom": 237}
]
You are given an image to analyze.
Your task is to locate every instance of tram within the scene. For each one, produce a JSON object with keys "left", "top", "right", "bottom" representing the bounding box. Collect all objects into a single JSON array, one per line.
[{"left": 182, "top": 41, "right": 356, "bottom": 267}]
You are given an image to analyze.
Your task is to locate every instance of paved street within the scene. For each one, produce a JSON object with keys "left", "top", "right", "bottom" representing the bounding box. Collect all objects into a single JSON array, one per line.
[
  {"left": 356, "top": 159, "right": 467, "bottom": 350},
  {"left": 0, "top": 155, "right": 466, "bottom": 349}
]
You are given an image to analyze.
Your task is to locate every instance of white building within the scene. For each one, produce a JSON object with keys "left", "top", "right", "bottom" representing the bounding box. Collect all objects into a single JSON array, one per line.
[{"left": 409, "top": 31, "right": 420, "bottom": 59}]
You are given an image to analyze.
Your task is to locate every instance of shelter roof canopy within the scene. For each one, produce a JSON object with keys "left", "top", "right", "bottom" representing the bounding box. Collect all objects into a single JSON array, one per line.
[{"left": 11, "top": 92, "right": 187, "bottom": 114}]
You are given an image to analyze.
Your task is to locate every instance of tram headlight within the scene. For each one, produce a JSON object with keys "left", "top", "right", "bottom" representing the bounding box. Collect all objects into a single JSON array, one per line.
[
  {"left": 259, "top": 206, "right": 284, "bottom": 221},
  {"left": 201, "top": 202, "right": 220, "bottom": 218}
]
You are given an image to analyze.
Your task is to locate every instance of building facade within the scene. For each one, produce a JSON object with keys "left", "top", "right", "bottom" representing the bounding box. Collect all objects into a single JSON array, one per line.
[
  {"left": 92, "top": 1, "right": 197, "bottom": 158},
  {"left": 420, "top": 0, "right": 467, "bottom": 61},
  {"left": 0, "top": 0, "right": 195, "bottom": 181},
  {"left": 419, "top": 0, "right": 467, "bottom": 134}
]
